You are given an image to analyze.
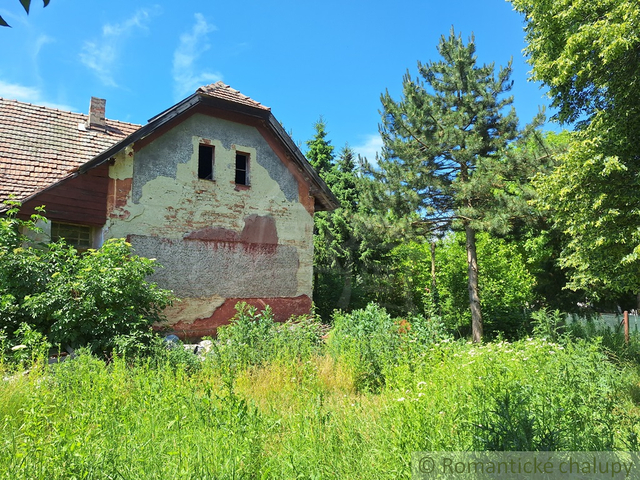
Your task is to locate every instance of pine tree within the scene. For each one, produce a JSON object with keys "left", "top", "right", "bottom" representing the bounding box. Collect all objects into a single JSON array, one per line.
[
  {"left": 305, "top": 118, "right": 334, "bottom": 178},
  {"left": 374, "top": 29, "right": 544, "bottom": 341}
]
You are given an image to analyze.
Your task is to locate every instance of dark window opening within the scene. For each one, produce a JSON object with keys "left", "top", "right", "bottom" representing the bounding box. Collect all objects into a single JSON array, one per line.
[
  {"left": 235, "top": 153, "right": 249, "bottom": 185},
  {"left": 198, "top": 144, "right": 214, "bottom": 180},
  {"left": 51, "top": 222, "right": 93, "bottom": 252}
]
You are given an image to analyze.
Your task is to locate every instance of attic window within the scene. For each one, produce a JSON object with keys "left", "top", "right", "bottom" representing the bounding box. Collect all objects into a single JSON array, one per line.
[
  {"left": 51, "top": 222, "right": 93, "bottom": 251},
  {"left": 235, "top": 153, "right": 249, "bottom": 186},
  {"left": 198, "top": 144, "right": 214, "bottom": 180}
]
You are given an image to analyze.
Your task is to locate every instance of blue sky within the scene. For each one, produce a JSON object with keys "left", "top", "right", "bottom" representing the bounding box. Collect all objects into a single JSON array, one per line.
[{"left": 0, "top": 0, "right": 555, "bottom": 160}]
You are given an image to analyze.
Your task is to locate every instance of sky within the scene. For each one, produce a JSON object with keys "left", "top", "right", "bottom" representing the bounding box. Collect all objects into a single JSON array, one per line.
[{"left": 0, "top": 0, "right": 557, "bottom": 161}]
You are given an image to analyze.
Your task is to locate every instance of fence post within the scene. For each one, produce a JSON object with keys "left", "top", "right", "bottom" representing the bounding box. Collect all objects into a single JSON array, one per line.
[{"left": 624, "top": 310, "right": 629, "bottom": 344}]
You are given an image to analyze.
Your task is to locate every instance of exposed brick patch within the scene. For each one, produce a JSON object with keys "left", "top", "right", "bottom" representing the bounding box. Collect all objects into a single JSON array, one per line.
[
  {"left": 240, "top": 215, "right": 278, "bottom": 244},
  {"left": 161, "top": 295, "right": 312, "bottom": 339}
]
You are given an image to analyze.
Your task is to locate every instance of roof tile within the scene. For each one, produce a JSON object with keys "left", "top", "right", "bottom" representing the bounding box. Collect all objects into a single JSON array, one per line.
[
  {"left": 0, "top": 98, "right": 140, "bottom": 203},
  {"left": 196, "top": 81, "right": 270, "bottom": 111},
  {"left": 2, "top": 83, "right": 276, "bottom": 205}
]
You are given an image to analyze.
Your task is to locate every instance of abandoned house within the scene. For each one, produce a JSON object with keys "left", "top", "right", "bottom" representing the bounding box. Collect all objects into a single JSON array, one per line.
[{"left": 0, "top": 82, "right": 338, "bottom": 337}]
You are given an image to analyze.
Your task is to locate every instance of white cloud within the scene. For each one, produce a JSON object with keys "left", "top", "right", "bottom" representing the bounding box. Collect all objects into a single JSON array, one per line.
[
  {"left": 173, "top": 13, "right": 222, "bottom": 99},
  {"left": 80, "top": 7, "right": 159, "bottom": 87},
  {"left": 33, "top": 34, "right": 53, "bottom": 58},
  {"left": 0, "top": 80, "right": 75, "bottom": 111},
  {"left": 353, "top": 133, "right": 384, "bottom": 162}
]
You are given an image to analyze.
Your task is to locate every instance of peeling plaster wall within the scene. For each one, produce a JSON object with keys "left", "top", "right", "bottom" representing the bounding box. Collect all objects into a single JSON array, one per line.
[{"left": 105, "top": 114, "right": 315, "bottom": 336}]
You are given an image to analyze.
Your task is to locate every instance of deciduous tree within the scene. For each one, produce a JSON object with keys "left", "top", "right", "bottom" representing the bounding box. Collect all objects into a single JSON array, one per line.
[{"left": 511, "top": 0, "right": 640, "bottom": 305}]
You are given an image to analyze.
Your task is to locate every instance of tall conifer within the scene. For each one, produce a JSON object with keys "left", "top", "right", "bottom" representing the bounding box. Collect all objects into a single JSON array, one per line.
[{"left": 375, "top": 30, "right": 543, "bottom": 341}]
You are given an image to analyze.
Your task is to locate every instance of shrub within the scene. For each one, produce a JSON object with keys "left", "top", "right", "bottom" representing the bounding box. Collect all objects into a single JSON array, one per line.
[
  {"left": 0, "top": 203, "right": 174, "bottom": 353},
  {"left": 390, "top": 233, "right": 535, "bottom": 338},
  {"left": 327, "top": 303, "right": 400, "bottom": 392},
  {"left": 208, "top": 303, "right": 323, "bottom": 377}
]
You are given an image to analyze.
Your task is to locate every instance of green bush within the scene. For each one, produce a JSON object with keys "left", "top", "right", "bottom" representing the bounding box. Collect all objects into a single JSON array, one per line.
[
  {"left": 390, "top": 233, "right": 536, "bottom": 338},
  {"left": 208, "top": 303, "right": 323, "bottom": 375},
  {"left": 327, "top": 303, "right": 400, "bottom": 392},
  {"left": 0, "top": 203, "right": 174, "bottom": 353}
]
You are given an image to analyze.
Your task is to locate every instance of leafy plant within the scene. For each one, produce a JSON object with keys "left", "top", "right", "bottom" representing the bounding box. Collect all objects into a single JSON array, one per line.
[
  {"left": 208, "top": 303, "right": 324, "bottom": 381},
  {"left": 0, "top": 202, "right": 174, "bottom": 353},
  {"left": 327, "top": 303, "right": 400, "bottom": 392},
  {"left": 531, "top": 308, "right": 565, "bottom": 341},
  {"left": 9, "top": 322, "right": 51, "bottom": 368}
]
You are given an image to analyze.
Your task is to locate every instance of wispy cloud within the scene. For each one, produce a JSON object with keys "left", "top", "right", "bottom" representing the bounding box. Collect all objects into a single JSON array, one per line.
[
  {"left": 0, "top": 79, "right": 75, "bottom": 111},
  {"left": 353, "top": 133, "right": 384, "bottom": 162},
  {"left": 173, "top": 13, "right": 222, "bottom": 99},
  {"left": 80, "top": 7, "right": 159, "bottom": 87},
  {"left": 33, "top": 34, "right": 53, "bottom": 57}
]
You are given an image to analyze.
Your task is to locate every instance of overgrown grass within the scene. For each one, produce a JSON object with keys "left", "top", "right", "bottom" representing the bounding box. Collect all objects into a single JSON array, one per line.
[{"left": 1, "top": 304, "right": 640, "bottom": 479}]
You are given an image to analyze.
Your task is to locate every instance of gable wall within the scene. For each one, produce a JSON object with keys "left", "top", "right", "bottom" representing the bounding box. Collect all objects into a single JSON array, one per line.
[{"left": 104, "top": 113, "right": 314, "bottom": 337}]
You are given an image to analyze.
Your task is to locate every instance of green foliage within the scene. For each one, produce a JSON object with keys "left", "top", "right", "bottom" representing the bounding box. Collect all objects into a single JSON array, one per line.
[
  {"left": 472, "top": 339, "right": 619, "bottom": 451},
  {"left": 534, "top": 132, "right": 640, "bottom": 300},
  {"left": 372, "top": 29, "right": 545, "bottom": 341},
  {"left": 390, "top": 233, "right": 535, "bottom": 338},
  {"left": 306, "top": 122, "right": 394, "bottom": 320},
  {"left": 1, "top": 315, "right": 639, "bottom": 476},
  {"left": 512, "top": 0, "right": 640, "bottom": 301},
  {"left": 0, "top": 203, "right": 173, "bottom": 353},
  {"left": 510, "top": 0, "right": 640, "bottom": 127},
  {"left": 375, "top": 28, "right": 544, "bottom": 237},
  {"left": 326, "top": 304, "right": 449, "bottom": 392},
  {"left": 305, "top": 118, "right": 334, "bottom": 177},
  {"left": 530, "top": 308, "right": 565, "bottom": 342},
  {"left": 25, "top": 239, "right": 173, "bottom": 351},
  {"left": 4, "top": 322, "right": 51, "bottom": 368},
  {"left": 209, "top": 303, "right": 323, "bottom": 375},
  {"left": 327, "top": 303, "right": 399, "bottom": 392}
]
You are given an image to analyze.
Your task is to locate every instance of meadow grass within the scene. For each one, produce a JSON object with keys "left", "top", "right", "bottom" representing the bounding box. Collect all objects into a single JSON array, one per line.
[{"left": 1, "top": 305, "right": 640, "bottom": 479}]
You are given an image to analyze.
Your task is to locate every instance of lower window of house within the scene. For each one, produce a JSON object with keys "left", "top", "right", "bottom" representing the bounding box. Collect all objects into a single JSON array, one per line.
[{"left": 51, "top": 222, "right": 93, "bottom": 251}]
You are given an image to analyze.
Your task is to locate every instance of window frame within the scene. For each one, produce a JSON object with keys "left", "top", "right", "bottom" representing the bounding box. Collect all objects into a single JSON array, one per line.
[
  {"left": 197, "top": 143, "right": 215, "bottom": 181},
  {"left": 235, "top": 152, "right": 250, "bottom": 186},
  {"left": 50, "top": 222, "right": 94, "bottom": 252}
]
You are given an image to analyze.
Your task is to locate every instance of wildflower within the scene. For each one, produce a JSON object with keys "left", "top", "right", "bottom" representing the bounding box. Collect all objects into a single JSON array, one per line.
[
  {"left": 418, "top": 393, "right": 425, "bottom": 397},
  {"left": 397, "top": 397, "right": 405, "bottom": 402},
  {"left": 417, "top": 381, "right": 427, "bottom": 388},
  {"left": 11, "top": 345, "right": 27, "bottom": 351}
]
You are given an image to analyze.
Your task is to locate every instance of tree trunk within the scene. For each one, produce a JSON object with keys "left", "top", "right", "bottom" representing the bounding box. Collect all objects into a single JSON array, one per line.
[
  {"left": 430, "top": 241, "right": 437, "bottom": 292},
  {"left": 465, "top": 223, "right": 483, "bottom": 342}
]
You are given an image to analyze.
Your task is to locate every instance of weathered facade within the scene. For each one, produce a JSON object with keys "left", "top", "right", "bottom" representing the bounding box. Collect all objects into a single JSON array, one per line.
[{"left": 1, "top": 83, "right": 338, "bottom": 337}]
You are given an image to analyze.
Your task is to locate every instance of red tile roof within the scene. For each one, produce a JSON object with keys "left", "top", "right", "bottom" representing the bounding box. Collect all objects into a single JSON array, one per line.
[
  {"left": 0, "top": 98, "right": 140, "bottom": 204},
  {"left": 197, "top": 82, "right": 270, "bottom": 111},
  {"left": 0, "top": 84, "right": 297, "bottom": 210}
]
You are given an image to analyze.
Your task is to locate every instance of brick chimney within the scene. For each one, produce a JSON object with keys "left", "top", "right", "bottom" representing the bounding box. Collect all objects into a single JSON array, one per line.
[{"left": 88, "top": 97, "right": 106, "bottom": 130}]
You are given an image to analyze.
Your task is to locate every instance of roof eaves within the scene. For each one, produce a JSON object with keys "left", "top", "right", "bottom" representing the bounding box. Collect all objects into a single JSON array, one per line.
[
  {"left": 266, "top": 114, "right": 339, "bottom": 212},
  {"left": 1, "top": 170, "right": 78, "bottom": 213},
  {"left": 77, "top": 93, "right": 201, "bottom": 175}
]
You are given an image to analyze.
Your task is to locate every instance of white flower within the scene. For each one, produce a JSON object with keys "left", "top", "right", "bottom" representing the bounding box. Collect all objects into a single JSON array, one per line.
[
  {"left": 11, "top": 345, "right": 27, "bottom": 351},
  {"left": 397, "top": 397, "right": 405, "bottom": 402}
]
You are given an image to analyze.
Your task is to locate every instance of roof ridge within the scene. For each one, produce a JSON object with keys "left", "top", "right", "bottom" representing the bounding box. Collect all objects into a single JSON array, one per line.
[
  {"left": 196, "top": 82, "right": 270, "bottom": 111},
  {"left": 0, "top": 97, "right": 142, "bottom": 128}
]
